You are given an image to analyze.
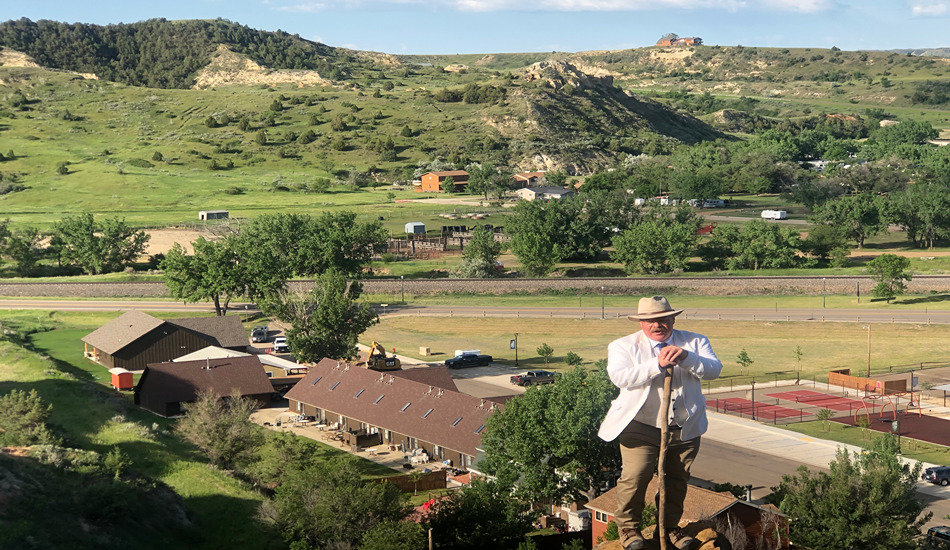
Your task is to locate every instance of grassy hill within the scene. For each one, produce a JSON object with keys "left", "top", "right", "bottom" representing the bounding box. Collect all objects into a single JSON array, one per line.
[{"left": 1, "top": 18, "right": 950, "bottom": 234}]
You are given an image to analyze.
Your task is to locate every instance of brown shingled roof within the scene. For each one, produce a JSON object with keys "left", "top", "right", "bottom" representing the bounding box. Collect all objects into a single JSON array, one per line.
[
  {"left": 586, "top": 479, "right": 737, "bottom": 524},
  {"left": 389, "top": 366, "right": 459, "bottom": 392},
  {"left": 168, "top": 315, "right": 248, "bottom": 349},
  {"left": 285, "top": 359, "right": 497, "bottom": 456},
  {"left": 81, "top": 310, "right": 165, "bottom": 353},
  {"left": 82, "top": 311, "right": 248, "bottom": 354},
  {"left": 137, "top": 355, "right": 274, "bottom": 407}
]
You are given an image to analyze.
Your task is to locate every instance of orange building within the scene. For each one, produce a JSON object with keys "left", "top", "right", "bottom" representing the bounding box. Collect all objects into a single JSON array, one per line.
[{"left": 417, "top": 170, "right": 469, "bottom": 193}]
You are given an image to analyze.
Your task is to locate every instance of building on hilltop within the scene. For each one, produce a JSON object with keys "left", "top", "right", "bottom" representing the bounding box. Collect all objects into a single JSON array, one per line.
[{"left": 656, "top": 36, "right": 703, "bottom": 47}]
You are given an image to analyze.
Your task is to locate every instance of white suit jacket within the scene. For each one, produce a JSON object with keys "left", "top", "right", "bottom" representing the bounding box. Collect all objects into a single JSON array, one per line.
[{"left": 598, "top": 329, "right": 722, "bottom": 442}]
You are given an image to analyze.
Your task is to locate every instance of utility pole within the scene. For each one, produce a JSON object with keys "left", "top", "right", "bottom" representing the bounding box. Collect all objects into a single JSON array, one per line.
[
  {"left": 601, "top": 286, "right": 605, "bottom": 320},
  {"left": 866, "top": 325, "right": 871, "bottom": 378}
]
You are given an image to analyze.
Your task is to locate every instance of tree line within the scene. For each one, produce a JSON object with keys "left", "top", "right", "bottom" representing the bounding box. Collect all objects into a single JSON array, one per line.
[{"left": 0, "top": 18, "right": 353, "bottom": 88}]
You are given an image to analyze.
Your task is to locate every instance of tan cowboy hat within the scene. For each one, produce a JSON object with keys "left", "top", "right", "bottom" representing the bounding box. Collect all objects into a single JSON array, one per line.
[{"left": 627, "top": 295, "right": 684, "bottom": 321}]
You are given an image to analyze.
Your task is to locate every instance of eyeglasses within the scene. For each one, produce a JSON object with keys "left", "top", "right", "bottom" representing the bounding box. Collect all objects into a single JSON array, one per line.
[{"left": 639, "top": 317, "right": 675, "bottom": 325}]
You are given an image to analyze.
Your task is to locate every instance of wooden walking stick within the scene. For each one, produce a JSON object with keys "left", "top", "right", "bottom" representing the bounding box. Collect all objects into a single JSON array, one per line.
[{"left": 657, "top": 365, "right": 673, "bottom": 550}]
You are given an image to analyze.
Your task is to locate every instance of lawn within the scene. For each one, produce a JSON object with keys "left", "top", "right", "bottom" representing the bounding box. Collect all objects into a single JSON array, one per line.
[
  {"left": 782, "top": 421, "right": 950, "bottom": 467},
  {"left": 361, "top": 316, "right": 950, "bottom": 387}
]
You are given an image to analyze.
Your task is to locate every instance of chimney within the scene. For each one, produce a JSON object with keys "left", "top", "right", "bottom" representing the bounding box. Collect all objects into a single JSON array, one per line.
[{"left": 745, "top": 484, "right": 753, "bottom": 502}]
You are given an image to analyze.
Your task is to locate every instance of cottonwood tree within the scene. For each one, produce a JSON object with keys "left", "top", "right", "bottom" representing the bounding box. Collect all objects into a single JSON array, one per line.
[
  {"left": 162, "top": 236, "right": 250, "bottom": 316},
  {"left": 423, "top": 479, "right": 537, "bottom": 550},
  {"left": 812, "top": 193, "right": 888, "bottom": 248},
  {"left": 700, "top": 219, "right": 807, "bottom": 270},
  {"left": 891, "top": 183, "right": 950, "bottom": 249},
  {"left": 480, "top": 367, "right": 621, "bottom": 504},
  {"left": 265, "top": 269, "right": 378, "bottom": 362},
  {"left": 262, "top": 459, "right": 409, "bottom": 550},
  {"left": 777, "top": 435, "right": 929, "bottom": 550},
  {"left": 453, "top": 224, "right": 503, "bottom": 278},
  {"left": 867, "top": 253, "right": 912, "bottom": 303},
  {"left": 175, "top": 389, "right": 261, "bottom": 470},
  {"left": 51, "top": 212, "right": 149, "bottom": 275},
  {"left": 611, "top": 208, "right": 699, "bottom": 274}
]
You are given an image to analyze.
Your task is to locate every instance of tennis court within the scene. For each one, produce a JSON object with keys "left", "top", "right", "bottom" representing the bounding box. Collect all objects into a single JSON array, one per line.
[
  {"left": 706, "top": 396, "right": 813, "bottom": 421},
  {"left": 765, "top": 389, "right": 884, "bottom": 413}
]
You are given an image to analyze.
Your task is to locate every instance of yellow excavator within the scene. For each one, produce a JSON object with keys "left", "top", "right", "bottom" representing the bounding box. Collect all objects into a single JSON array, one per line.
[{"left": 364, "top": 341, "right": 401, "bottom": 371}]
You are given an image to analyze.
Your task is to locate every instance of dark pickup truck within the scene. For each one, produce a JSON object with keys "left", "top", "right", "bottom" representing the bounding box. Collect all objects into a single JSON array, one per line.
[
  {"left": 510, "top": 370, "right": 556, "bottom": 386},
  {"left": 444, "top": 353, "right": 493, "bottom": 369}
]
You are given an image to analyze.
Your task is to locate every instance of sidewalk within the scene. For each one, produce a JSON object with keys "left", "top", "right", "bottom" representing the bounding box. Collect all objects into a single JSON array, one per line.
[{"left": 704, "top": 410, "right": 950, "bottom": 502}]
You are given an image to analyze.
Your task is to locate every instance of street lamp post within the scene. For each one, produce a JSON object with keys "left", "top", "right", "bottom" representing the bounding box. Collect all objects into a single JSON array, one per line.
[
  {"left": 400, "top": 276, "right": 405, "bottom": 304},
  {"left": 514, "top": 333, "right": 519, "bottom": 366},
  {"left": 750, "top": 379, "right": 756, "bottom": 421},
  {"left": 601, "top": 286, "right": 605, "bottom": 320}
]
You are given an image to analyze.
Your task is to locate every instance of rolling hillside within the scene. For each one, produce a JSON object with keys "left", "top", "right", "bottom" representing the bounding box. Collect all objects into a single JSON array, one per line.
[{"left": 1, "top": 18, "right": 950, "bottom": 232}]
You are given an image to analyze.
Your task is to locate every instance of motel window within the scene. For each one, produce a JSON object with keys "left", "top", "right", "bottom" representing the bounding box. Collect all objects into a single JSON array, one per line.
[
  {"left": 452, "top": 417, "right": 462, "bottom": 427},
  {"left": 375, "top": 395, "right": 384, "bottom": 404},
  {"left": 423, "top": 408, "right": 434, "bottom": 418},
  {"left": 401, "top": 402, "right": 411, "bottom": 412},
  {"left": 354, "top": 389, "right": 364, "bottom": 398},
  {"left": 330, "top": 382, "right": 340, "bottom": 390}
]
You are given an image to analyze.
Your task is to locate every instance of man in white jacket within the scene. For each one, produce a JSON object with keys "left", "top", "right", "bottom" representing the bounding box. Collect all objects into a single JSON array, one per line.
[{"left": 598, "top": 296, "right": 722, "bottom": 550}]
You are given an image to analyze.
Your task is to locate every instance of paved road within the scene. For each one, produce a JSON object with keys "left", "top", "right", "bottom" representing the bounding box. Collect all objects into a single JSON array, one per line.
[{"left": 5, "top": 299, "right": 950, "bottom": 325}]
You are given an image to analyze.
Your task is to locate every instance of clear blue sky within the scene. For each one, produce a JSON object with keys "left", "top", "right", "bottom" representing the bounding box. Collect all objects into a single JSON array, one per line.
[{"left": 11, "top": 0, "right": 950, "bottom": 55}]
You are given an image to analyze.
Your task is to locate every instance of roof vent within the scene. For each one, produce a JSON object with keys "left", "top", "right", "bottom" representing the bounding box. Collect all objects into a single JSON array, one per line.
[
  {"left": 436, "top": 389, "right": 444, "bottom": 398},
  {"left": 387, "top": 376, "right": 395, "bottom": 385}
]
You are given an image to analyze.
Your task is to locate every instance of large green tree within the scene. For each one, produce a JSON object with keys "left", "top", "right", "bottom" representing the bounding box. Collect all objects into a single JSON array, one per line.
[
  {"left": 51, "top": 212, "right": 149, "bottom": 275},
  {"left": 891, "top": 183, "right": 950, "bottom": 249},
  {"left": 423, "top": 479, "right": 537, "bottom": 550},
  {"left": 812, "top": 194, "right": 888, "bottom": 249},
  {"left": 262, "top": 459, "right": 409, "bottom": 550},
  {"left": 777, "top": 435, "right": 928, "bottom": 550},
  {"left": 162, "top": 236, "right": 250, "bottom": 316},
  {"left": 454, "top": 224, "right": 503, "bottom": 278},
  {"left": 265, "top": 269, "right": 378, "bottom": 362},
  {"left": 480, "top": 366, "right": 620, "bottom": 504},
  {"left": 505, "top": 199, "right": 572, "bottom": 277},
  {"left": 239, "top": 211, "right": 387, "bottom": 282},
  {"left": 700, "top": 219, "right": 807, "bottom": 271},
  {"left": 175, "top": 389, "right": 262, "bottom": 470},
  {"left": 867, "top": 253, "right": 912, "bottom": 303},
  {"left": 611, "top": 207, "right": 699, "bottom": 274}
]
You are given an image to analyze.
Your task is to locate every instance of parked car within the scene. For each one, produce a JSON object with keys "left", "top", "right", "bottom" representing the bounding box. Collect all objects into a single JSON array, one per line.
[
  {"left": 510, "top": 370, "right": 556, "bottom": 386},
  {"left": 444, "top": 353, "right": 493, "bottom": 369},
  {"left": 251, "top": 326, "right": 268, "bottom": 343},
  {"left": 923, "top": 466, "right": 950, "bottom": 486},
  {"left": 272, "top": 337, "right": 290, "bottom": 353},
  {"left": 925, "top": 525, "right": 950, "bottom": 550}
]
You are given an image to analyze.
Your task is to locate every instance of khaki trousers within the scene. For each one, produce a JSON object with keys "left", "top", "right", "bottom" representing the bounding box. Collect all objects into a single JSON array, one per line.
[{"left": 615, "top": 420, "right": 700, "bottom": 531}]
